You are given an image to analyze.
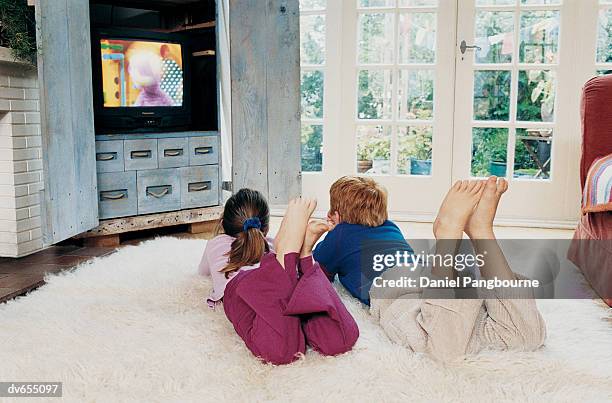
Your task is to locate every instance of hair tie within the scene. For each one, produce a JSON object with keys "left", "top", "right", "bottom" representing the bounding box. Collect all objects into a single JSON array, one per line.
[{"left": 243, "top": 217, "right": 261, "bottom": 232}]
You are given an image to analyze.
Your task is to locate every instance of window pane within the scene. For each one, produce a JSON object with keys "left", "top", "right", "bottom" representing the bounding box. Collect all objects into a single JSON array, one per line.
[
  {"left": 300, "top": 0, "right": 326, "bottom": 11},
  {"left": 473, "top": 70, "right": 511, "bottom": 121},
  {"left": 471, "top": 128, "right": 509, "bottom": 177},
  {"left": 301, "top": 124, "right": 323, "bottom": 172},
  {"left": 300, "top": 15, "right": 326, "bottom": 65},
  {"left": 358, "top": 0, "right": 395, "bottom": 7},
  {"left": 519, "top": 11, "right": 560, "bottom": 64},
  {"left": 358, "top": 13, "right": 395, "bottom": 64},
  {"left": 597, "top": 69, "right": 612, "bottom": 76},
  {"left": 475, "top": 11, "right": 514, "bottom": 64},
  {"left": 398, "top": 69, "right": 434, "bottom": 120},
  {"left": 398, "top": 12, "right": 436, "bottom": 64},
  {"left": 356, "top": 126, "right": 391, "bottom": 174},
  {"left": 301, "top": 70, "right": 324, "bottom": 119},
  {"left": 597, "top": 8, "right": 612, "bottom": 63},
  {"left": 517, "top": 70, "right": 556, "bottom": 122},
  {"left": 358, "top": 69, "right": 393, "bottom": 119},
  {"left": 514, "top": 128, "right": 552, "bottom": 180},
  {"left": 476, "top": 0, "right": 516, "bottom": 5},
  {"left": 399, "top": 0, "right": 438, "bottom": 6},
  {"left": 397, "top": 126, "right": 433, "bottom": 175}
]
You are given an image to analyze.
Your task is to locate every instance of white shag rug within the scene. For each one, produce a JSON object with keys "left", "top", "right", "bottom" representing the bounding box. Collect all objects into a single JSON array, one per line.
[{"left": 1, "top": 237, "right": 612, "bottom": 403}]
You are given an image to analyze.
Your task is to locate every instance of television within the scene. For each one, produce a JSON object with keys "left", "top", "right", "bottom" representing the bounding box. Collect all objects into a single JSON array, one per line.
[{"left": 91, "top": 28, "right": 191, "bottom": 133}]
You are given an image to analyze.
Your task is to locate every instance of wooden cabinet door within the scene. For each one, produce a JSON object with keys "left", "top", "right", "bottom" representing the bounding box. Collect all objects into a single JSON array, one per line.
[
  {"left": 229, "top": 0, "right": 302, "bottom": 205},
  {"left": 35, "top": 0, "right": 99, "bottom": 244}
]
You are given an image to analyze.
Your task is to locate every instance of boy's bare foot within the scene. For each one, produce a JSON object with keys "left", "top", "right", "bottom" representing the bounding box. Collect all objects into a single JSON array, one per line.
[
  {"left": 275, "top": 197, "right": 317, "bottom": 267},
  {"left": 300, "top": 220, "right": 333, "bottom": 258},
  {"left": 465, "top": 176, "right": 508, "bottom": 239},
  {"left": 433, "top": 180, "right": 484, "bottom": 240}
]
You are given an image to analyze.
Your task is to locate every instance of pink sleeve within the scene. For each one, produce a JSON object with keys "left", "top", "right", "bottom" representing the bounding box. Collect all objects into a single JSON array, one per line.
[
  {"left": 198, "top": 235, "right": 234, "bottom": 276},
  {"left": 198, "top": 243, "right": 212, "bottom": 276}
]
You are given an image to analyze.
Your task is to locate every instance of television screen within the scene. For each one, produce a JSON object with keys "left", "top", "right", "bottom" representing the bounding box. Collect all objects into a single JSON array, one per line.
[{"left": 100, "top": 39, "right": 183, "bottom": 108}]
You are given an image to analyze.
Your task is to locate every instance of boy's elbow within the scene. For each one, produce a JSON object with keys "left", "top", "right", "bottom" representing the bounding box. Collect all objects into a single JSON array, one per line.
[{"left": 318, "top": 264, "right": 335, "bottom": 282}]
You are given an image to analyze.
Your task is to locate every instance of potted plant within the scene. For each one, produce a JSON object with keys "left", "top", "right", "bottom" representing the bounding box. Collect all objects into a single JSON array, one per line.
[
  {"left": 472, "top": 128, "right": 507, "bottom": 177},
  {"left": 357, "top": 137, "right": 390, "bottom": 173},
  {"left": 356, "top": 142, "right": 373, "bottom": 173},
  {"left": 369, "top": 137, "right": 390, "bottom": 173},
  {"left": 409, "top": 129, "right": 433, "bottom": 175},
  {"left": 488, "top": 147, "right": 507, "bottom": 177}
]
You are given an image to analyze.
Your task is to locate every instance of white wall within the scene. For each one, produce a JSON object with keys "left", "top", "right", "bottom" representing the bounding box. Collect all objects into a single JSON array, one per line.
[{"left": 0, "top": 48, "right": 44, "bottom": 257}]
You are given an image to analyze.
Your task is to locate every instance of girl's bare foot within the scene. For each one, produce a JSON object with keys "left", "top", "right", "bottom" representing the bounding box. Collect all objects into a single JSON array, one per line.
[
  {"left": 433, "top": 180, "right": 484, "bottom": 240},
  {"left": 275, "top": 197, "right": 317, "bottom": 267},
  {"left": 465, "top": 176, "right": 508, "bottom": 239}
]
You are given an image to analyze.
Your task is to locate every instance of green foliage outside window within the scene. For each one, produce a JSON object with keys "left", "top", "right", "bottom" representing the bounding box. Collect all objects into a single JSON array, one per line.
[
  {"left": 301, "top": 124, "right": 323, "bottom": 172},
  {"left": 0, "top": 0, "right": 37, "bottom": 65},
  {"left": 300, "top": 6, "right": 563, "bottom": 176}
]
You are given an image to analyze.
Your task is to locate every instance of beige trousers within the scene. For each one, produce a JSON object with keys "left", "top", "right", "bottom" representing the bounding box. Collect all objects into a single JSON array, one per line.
[{"left": 370, "top": 278, "right": 546, "bottom": 362}]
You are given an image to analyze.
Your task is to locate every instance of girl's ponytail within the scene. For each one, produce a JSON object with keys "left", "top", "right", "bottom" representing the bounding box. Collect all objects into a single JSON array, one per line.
[
  {"left": 219, "top": 189, "right": 270, "bottom": 277},
  {"left": 222, "top": 227, "right": 268, "bottom": 276}
]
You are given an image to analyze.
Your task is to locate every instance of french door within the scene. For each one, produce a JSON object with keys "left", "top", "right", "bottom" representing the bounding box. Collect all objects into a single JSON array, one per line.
[
  {"left": 453, "top": 0, "right": 601, "bottom": 225},
  {"left": 300, "top": 0, "right": 607, "bottom": 226}
]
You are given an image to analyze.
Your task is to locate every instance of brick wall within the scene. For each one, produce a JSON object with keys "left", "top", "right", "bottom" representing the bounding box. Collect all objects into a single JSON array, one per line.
[{"left": 0, "top": 48, "right": 44, "bottom": 257}]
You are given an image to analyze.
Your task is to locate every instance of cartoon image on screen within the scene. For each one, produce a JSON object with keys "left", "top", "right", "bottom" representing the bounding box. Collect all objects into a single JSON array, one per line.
[{"left": 100, "top": 39, "right": 183, "bottom": 107}]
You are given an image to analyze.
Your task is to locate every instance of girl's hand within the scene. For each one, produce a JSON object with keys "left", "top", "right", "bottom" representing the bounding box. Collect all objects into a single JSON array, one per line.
[
  {"left": 308, "top": 219, "right": 332, "bottom": 238},
  {"left": 301, "top": 219, "right": 332, "bottom": 258},
  {"left": 326, "top": 218, "right": 337, "bottom": 232}
]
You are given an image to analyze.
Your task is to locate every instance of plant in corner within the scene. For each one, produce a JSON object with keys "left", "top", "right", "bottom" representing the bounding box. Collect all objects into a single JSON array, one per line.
[{"left": 0, "top": 0, "right": 37, "bottom": 65}]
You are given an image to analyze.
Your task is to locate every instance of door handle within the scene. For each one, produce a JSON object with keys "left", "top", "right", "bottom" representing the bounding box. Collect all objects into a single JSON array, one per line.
[
  {"left": 195, "top": 146, "right": 212, "bottom": 155},
  {"left": 460, "top": 40, "right": 482, "bottom": 54}
]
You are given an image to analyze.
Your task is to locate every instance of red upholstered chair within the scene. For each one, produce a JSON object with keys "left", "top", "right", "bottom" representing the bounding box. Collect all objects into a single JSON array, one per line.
[{"left": 568, "top": 74, "right": 612, "bottom": 307}]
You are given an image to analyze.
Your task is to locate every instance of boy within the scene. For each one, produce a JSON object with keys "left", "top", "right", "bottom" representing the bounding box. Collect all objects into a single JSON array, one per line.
[{"left": 313, "top": 176, "right": 413, "bottom": 305}]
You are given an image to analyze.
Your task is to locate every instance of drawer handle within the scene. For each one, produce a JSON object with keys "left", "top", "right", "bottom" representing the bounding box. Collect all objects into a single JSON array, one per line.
[
  {"left": 195, "top": 146, "right": 212, "bottom": 155},
  {"left": 189, "top": 181, "right": 211, "bottom": 192},
  {"left": 164, "top": 149, "right": 183, "bottom": 157},
  {"left": 147, "top": 187, "right": 170, "bottom": 198},
  {"left": 96, "top": 152, "right": 116, "bottom": 161},
  {"left": 131, "top": 150, "right": 152, "bottom": 159},
  {"left": 100, "top": 190, "right": 127, "bottom": 200}
]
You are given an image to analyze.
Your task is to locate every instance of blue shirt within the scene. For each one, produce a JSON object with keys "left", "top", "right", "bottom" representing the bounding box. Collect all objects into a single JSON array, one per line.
[{"left": 313, "top": 220, "right": 413, "bottom": 305}]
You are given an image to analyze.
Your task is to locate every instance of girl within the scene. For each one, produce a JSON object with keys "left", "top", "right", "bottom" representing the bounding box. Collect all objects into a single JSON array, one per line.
[{"left": 198, "top": 189, "right": 359, "bottom": 365}]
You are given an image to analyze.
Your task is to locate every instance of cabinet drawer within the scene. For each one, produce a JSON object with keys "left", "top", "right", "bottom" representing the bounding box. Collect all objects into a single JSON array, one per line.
[
  {"left": 189, "top": 136, "right": 219, "bottom": 166},
  {"left": 180, "top": 165, "right": 219, "bottom": 209},
  {"left": 158, "top": 137, "right": 189, "bottom": 169},
  {"left": 137, "top": 168, "right": 180, "bottom": 214},
  {"left": 125, "top": 139, "right": 158, "bottom": 171},
  {"left": 96, "top": 140, "right": 124, "bottom": 173},
  {"left": 97, "top": 171, "right": 137, "bottom": 219}
]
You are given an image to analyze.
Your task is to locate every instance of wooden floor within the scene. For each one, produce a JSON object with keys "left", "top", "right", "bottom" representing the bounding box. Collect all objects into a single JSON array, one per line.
[{"left": 0, "top": 245, "right": 115, "bottom": 304}]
